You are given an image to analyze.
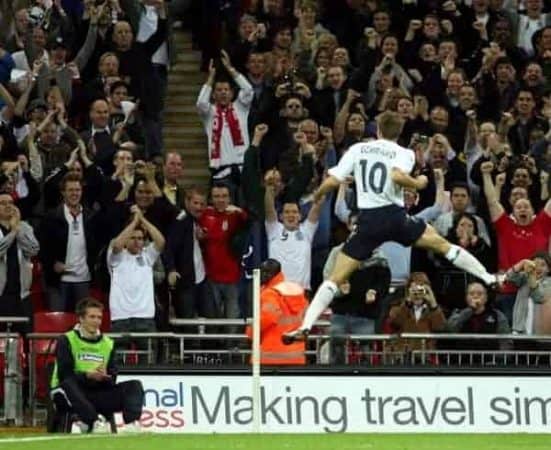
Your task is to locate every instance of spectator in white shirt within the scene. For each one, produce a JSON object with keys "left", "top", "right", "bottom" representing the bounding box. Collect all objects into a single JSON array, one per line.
[
  {"left": 39, "top": 174, "right": 98, "bottom": 312},
  {"left": 108, "top": 205, "right": 165, "bottom": 337},
  {"left": 11, "top": 26, "right": 49, "bottom": 72},
  {"left": 510, "top": 0, "right": 551, "bottom": 55},
  {"left": 264, "top": 169, "right": 325, "bottom": 291},
  {"left": 196, "top": 50, "right": 253, "bottom": 186}
]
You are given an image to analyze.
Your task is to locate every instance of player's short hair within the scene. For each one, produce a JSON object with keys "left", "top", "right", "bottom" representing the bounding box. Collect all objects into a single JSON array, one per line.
[
  {"left": 76, "top": 297, "right": 104, "bottom": 318},
  {"left": 376, "top": 111, "right": 405, "bottom": 140}
]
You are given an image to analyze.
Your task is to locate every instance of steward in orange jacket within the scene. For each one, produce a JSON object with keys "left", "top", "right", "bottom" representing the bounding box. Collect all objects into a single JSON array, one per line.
[{"left": 246, "top": 259, "right": 308, "bottom": 365}]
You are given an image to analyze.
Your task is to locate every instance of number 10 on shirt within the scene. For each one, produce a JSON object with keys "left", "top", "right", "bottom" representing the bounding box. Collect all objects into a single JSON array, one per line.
[{"left": 359, "top": 159, "right": 387, "bottom": 194}]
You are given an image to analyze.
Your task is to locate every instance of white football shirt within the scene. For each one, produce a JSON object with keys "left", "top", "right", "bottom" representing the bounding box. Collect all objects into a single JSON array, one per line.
[
  {"left": 265, "top": 219, "right": 318, "bottom": 289},
  {"left": 108, "top": 243, "right": 160, "bottom": 321},
  {"left": 328, "top": 139, "right": 415, "bottom": 209}
]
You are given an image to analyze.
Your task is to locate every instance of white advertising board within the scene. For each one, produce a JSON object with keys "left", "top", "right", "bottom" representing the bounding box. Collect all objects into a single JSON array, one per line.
[{"left": 116, "top": 375, "right": 551, "bottom": 433}]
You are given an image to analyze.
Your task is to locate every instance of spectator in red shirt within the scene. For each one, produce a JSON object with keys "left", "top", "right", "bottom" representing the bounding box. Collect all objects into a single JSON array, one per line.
[
  {"left": 481, "top": 161, "right": 551, "bottom": 323},
  {"left": 199, "top": 184, "right": 248, "bottom": 322}
]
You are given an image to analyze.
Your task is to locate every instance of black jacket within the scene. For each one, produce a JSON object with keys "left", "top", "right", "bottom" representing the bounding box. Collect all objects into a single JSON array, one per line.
[
  {"left": 115, "top": 19, "right": 168, "bottom": 117},
  {"left": 163, "top": 211, "right": 197, "bottom": 289},
  {"left": 39, "top": 204, "right": 99, "bottom": 286}
]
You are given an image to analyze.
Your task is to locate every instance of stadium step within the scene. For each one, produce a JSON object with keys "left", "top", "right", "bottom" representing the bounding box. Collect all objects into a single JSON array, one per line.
[{"left": 164, "top": 30, "right": 209, "bottom": 189}]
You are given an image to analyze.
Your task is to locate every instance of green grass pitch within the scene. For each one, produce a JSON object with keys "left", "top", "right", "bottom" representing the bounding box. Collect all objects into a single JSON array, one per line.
[{"left": 1, "top": 433, "right": 550, "bottom": 450}]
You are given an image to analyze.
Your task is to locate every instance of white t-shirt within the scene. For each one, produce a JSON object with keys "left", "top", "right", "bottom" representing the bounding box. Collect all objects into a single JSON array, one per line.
[
  {"left": 62, "top": 205, "right": 90, "bottom": 283},
  {"left": 108, "top": 243, "right": 160, "bottom": 321},
  {"left": 265, "top": 220, "right": 318, "bottom": 289},
  {"left": 329, "top": 139, "right": 415, "bottom": 209},
  {"left": 517, "top": 15, "right": 544, "bottom": 55}
]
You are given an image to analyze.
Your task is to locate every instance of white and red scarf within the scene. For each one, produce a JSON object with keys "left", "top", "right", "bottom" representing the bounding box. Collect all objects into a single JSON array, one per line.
[{"left": 211, "top": 103, "right": 243, "bottom": 165}]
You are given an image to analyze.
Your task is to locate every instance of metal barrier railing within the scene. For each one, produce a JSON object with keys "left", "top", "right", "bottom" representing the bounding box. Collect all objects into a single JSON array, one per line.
[
  {"left": 13, "top": 320, "right": 551, "bottom": 426},
  {"left": 0, "top": 317, "right": 28, "bottom": 426}
]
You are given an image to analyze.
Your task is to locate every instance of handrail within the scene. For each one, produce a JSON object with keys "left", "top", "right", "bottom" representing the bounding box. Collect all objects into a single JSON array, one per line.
[
  {"left": 26, "top": 332, "right": 248, "bottom": 339},
  {"left": 399, "top": 333, "right": 551, "bottom": 340},
  {"left": 24, "top": 331, "right": 551, "bottom": 341},
  {"left": 0, "top": 333, "right": 22, "bottom": 338},
  {"left": 0, "top": 317, "right": 29, "bottom": 323},
  {"left": 170, "top": 318, "right": 252, "bottom": 325},
  {"left": 25, "top": 330, "right": 551, "bottom": 426},
  {"left": 169, "top": 318, "right": 332, "bottom": 327}
]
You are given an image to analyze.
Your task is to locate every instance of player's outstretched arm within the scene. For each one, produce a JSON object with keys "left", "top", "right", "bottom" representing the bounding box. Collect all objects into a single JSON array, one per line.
[
  {"left": 391, "top": 168, "right": 428, "bottom": 190},
  {"left": 313, "top": 175, "right": 340, "bottom": 203}
]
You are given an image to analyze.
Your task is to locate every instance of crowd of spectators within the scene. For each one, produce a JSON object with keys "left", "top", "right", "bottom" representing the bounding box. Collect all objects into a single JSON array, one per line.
[{"left": 0, "top": 0, "right": 550, "bottom": 364}]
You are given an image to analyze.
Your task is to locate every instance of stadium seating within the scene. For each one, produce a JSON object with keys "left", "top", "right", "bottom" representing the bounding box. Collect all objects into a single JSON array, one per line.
[
  {"left": 32, "top": 312, "right": 77, "bottom": 402},
  {"left": 33, "top": 312, "right": 77, "bottom": 333}
]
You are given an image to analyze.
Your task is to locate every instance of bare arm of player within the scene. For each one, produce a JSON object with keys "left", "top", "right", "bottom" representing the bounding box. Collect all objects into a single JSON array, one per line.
[
  {"left": 390, "top": 168, "right": 428, "bottom": 190},
  {"left": 480, "top": 161, "right": 505, "bottom": 222},
  {"left": 313, "top": 176, "right": 341, "bottom": 203}
]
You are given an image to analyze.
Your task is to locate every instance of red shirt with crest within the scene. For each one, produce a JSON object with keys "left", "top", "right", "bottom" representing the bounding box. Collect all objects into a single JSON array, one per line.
[
  {"left": 494, "top": 210, "right": 551, "bottom": 293},
  {"left": 198, "top": 206, "right": 248, "bottom": 284}
]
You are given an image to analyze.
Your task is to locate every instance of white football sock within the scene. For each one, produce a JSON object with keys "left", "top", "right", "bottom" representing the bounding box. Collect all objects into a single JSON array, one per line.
[
  {"left": 445, "top": 244, "right": 495, "bottom": 285},
  {"left": 301, "top": 280, "right": 338, "bottom": 330}
]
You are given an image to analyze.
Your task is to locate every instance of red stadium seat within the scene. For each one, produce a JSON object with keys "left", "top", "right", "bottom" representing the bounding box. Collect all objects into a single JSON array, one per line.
[
  {"left": 33, "top": 339, "right": 57, "bottom": 401},
  {"left": 32, "top": 312, "right": 76, "bottom": 402},
  {"left": 33, "top": 312, "right": 77, "bottom": 333}
]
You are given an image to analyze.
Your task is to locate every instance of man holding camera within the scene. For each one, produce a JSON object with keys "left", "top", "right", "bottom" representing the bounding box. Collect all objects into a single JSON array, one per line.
[{"left": 387, "top": 273, "right": 445, "bottom": 354}]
